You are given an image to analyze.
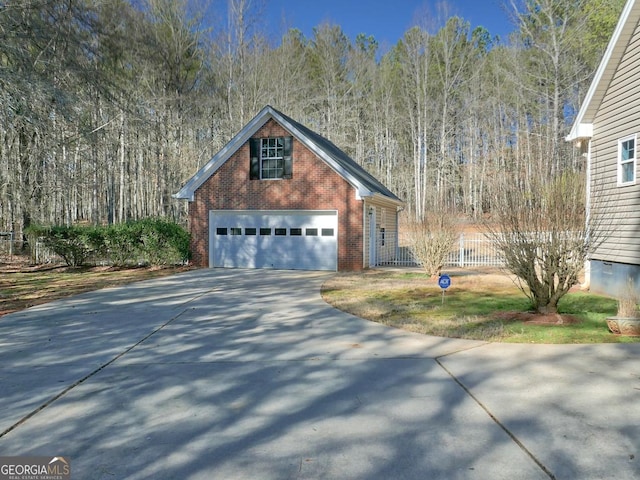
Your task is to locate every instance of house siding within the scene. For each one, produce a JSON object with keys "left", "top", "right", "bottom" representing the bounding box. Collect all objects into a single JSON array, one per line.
[
  {"left": 590, "top": 18, "right": 640, "bottom": 267},
  {"left": 188, "top": 119, "right": 364, "bottom": 270}
]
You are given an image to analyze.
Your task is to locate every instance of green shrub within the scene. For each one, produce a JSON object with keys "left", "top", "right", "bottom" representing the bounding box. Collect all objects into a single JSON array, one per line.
[
  {"left": 25, "top": 220, "right": 189, "bottom": 267},
  {"left": 25, "top": 225, "right": 97, "bottom": 267},
  {"left": 103, "top": 223, "right": 141, "bottom": 266},
  {"left": 138, "top": 218, "right": 190, "bottom": 265}
]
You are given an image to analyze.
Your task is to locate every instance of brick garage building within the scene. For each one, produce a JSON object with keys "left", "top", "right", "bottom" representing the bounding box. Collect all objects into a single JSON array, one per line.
[{"left": 174, "top": 106, "right": 403, "bottom": 271}]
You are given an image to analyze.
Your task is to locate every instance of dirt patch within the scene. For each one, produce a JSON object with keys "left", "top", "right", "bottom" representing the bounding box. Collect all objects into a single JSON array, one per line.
[
  {"left": 0, "top": 256, "right": 185, "bottom": 274},
  {"left": 492, "top": 311, "right": 582, "bottom": 326},
  {"left": 0, "top": 255, "right": 52, "bottom": 273},
  {"left": 0, "top": 255, "right": 193, "bottom": 318}
]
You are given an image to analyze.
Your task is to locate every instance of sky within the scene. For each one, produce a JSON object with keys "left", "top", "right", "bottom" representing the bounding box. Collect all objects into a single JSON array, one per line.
[{"left": 238, "top": 0, "right": 515, "bottom": 47}]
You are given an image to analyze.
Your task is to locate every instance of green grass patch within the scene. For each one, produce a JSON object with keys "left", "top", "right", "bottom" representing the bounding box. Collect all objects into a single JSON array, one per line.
[{"left": 321, "top": 270, "right": 637, "bottom": 344}]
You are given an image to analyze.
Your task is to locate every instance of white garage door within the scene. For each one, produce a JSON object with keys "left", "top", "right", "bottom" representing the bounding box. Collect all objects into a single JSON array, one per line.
[{"left": 209, "top": 210, "right": 338, "bottom": 271}]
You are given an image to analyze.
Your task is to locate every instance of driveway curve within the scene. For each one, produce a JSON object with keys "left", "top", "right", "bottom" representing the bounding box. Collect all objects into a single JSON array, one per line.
[{"left": 0, "top": 269, "right": 638, "bottom": 479}]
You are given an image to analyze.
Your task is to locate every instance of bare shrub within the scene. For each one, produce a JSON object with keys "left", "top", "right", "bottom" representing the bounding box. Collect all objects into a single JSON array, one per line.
[
  {"left": 484, "top": 169, "right": 609, "bottom": 314},
  {"left": 617, "top": 279, "right": 640, "bottom": 318},
  {"left": 405, "top": 210, "right": 459, "bottom": 277}
]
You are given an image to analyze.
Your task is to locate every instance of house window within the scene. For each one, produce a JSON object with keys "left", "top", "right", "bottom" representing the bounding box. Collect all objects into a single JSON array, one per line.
[
  {"left": 249, "top": 137, "right": 293, "bottom": 180},
  {"left": 261, "top": 138, "right": 284, "bottom": 179},
  {"left": 619, "top": 135, "right": 636, "bottom": 185}
]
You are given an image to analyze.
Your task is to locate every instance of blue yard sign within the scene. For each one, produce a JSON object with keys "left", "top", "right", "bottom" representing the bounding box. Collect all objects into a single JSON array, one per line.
[
  {"left": 438, "top": 274, "right": 451, "bottom": 305},
  {"left": 438, "top": 274, "right": 451, "bottom": 289}
]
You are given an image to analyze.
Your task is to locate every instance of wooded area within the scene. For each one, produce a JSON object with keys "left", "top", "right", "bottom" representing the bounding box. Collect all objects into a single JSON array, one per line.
[{"left": 0, "top": 0, "right": 625, "bottom": 236}]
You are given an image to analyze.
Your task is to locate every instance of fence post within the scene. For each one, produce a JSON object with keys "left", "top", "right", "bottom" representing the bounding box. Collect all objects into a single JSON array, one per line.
[{"left": 459, "top": 233, "right": 465, "bottom": 267}]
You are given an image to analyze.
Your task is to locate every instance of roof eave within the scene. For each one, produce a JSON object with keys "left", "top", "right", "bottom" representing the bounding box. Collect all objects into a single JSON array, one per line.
[
  {"left": 566, "top": 123, "right": 594, "bottom": 143},
  {"left": 172, "top": 191, "right": 193, "bottom": 201},
  {"left": 568, "top": 0, "right": 639, "bottom": 141},
  {"left": 360, "top": 191, "right": 405, "bottom": 208}
]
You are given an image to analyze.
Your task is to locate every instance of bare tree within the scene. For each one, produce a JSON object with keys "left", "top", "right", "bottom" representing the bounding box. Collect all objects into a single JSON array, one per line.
[{"left": 395, "top": 26, "right": 435, "bottom": 219}]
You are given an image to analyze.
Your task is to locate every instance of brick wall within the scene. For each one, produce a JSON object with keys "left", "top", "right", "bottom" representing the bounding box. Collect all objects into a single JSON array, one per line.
[{"left": 188, "top": 119, "right": 364, "bottom": 270}]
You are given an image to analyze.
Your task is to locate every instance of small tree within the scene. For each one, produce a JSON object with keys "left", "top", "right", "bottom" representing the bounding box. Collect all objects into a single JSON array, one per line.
[
  {"left": 484, "top": 170, "right": 606, "bottom": 314},
  {"left": 406, "top": 210, "right": 459, "bottom": 277}
]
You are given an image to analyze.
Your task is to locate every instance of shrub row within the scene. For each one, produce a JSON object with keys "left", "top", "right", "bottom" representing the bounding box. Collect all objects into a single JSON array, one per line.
[{"left": 25, "top": 219, "right": 190, "bottom": 267}]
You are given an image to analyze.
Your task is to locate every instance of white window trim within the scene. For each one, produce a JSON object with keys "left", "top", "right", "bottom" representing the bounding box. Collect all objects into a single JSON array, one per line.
[{"left": 618, "top": 134, "right": 637, "bottom": 186}]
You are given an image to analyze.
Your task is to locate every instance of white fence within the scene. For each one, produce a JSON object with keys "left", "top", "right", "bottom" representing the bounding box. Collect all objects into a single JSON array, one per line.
[
  {"left": 376, "top": 232, "right": 504, "bottom": 268},
  {"left": 447, "top": 233, "right": 504, "bottom": 267}
]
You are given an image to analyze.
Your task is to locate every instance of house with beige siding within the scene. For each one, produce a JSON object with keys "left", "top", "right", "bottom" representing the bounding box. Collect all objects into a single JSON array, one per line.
[
  {"left": 567, "top": 0, "right": 640, "bottom": 296},
  {"left": 174, "top": 105, "right": 403, "bottom": 271}
]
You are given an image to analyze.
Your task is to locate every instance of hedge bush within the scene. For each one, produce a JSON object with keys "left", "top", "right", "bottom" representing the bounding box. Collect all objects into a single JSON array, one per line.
[
  {"left": 102, "top": 223, "right": 141, "bottom": 266},
  {"left": 25, "top": 225, "right": 101, "bottom": 267},
  {"left": 137, "top": 218, "right": 190, "bottom": 266},
  {"left": 25, "top": 219, "right": 190, "bottom": 267}
]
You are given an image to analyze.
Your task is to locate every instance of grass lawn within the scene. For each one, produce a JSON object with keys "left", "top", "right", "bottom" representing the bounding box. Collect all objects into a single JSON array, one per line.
[
  {"left": 0, "top": 262, "right": 192, "bottom": 317},
  {"left": 321, "top": 268, "right": 640, "bottom": 344}
]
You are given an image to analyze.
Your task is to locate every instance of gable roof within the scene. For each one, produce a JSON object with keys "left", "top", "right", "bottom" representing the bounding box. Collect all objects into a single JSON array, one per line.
[
  {"left": 174, "top": 105, "right": 403, "bottom": 206},
  {"left": 567, "top": 0, "right": 640, "bottom": 141}
]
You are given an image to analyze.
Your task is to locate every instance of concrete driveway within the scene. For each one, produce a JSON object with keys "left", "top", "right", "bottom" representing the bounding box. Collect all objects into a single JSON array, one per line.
[{"left": 0, "top": 269, "right": 638, "bottom": 479}]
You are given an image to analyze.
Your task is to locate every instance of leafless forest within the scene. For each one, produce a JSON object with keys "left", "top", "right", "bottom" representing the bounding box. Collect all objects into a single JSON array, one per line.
[{"left": 0, "top": 0, "right": 625, "bottom": 235}]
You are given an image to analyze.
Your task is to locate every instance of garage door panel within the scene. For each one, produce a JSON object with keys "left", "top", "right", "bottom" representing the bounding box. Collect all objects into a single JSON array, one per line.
[
  {"left": 210, "top": 211, "right": 337, "bottom": 271},
  {"left": 215, "top": 235, "right": 258, "bottom": 268}
]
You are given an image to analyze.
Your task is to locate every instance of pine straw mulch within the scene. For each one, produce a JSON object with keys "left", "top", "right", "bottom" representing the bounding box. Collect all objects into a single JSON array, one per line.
[{"left": 0, "top": 255, "right": 193, "bottom": 317}]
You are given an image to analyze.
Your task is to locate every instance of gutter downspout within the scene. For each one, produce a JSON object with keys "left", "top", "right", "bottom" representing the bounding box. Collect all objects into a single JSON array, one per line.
[
  {"left": 395, "top": 205, "right": 403, "bottom": 267},
  {"left": 582, "top": 138, "right": 592, "bottom": 289},
  {"left": 362, "top": 201, "right": 368, "bottom": 270}
]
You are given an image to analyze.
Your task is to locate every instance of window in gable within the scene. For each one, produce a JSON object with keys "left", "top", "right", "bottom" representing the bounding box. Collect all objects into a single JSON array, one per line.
[
  {"left": 261, "top": 137, "right": 284, "bottom": 178},
  {"left": 250, "top": 137, "right": 293, "bottom": 180},
  {"left": 619, "top": 135, "right": 636, "bottom": 185}
]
